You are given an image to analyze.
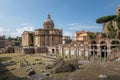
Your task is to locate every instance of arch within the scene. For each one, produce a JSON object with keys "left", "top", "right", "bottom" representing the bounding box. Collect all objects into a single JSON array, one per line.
[
  {"left": 98, "top": 38, "right": 108, "bottom": 44},
  {"left": 100, "top": 40, "right": 107, "bottom": 59},
  {"left": 110, "top": 39, "right": 120, "bottom": 44},
  {"left": 111, "top": 41, "right": 119, "bottom": 44},
  {"left": 90, "top": 40, "right": 97, "bottom": 57},
  {"left": 91, "top": 40, "right": 97, "bottom": 44},
  {"left": 110, "top": 39, "right": 120, "bottom": 49},
  {"left": 89, "top": 39, "right": 97, "bottom": 44},
  {"left": 100, "top": 41, "right": 106, "bottom": 44}
]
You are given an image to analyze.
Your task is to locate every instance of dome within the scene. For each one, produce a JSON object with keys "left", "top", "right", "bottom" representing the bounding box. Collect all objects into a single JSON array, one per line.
[{"left": 43, "top": 14, "right": 54, "bottom": 29}]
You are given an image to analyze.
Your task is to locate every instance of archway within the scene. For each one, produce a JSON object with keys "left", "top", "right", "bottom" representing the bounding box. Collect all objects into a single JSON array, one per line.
[
  {"left": 110, "top": 40, "right": 120, "bottom": 58},
  {"left": 111, "top": 40, "right": 120, "bottom": 48},
  {"left": 52, "top": 49, "right": 54, "bottom": 53},
  {"left": 100, "top": 41, "right": 107, "bottom": 59},
  {"left": 90, "top": 41, "right": 97, "bottom": 56}
]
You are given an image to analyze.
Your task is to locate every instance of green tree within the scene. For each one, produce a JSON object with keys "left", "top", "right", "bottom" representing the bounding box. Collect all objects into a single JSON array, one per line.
[
  {"left": 114, "top": 13, "right": 120, "bottom": 30},
  {"left": 96, "top": 15, "right": 116, "bottom": 24},
  {"left": 107, "top": 22, "right": 116, "bottom": 38},
  {"left": 88, "top": 32, "right": 96, "bottom": 39},
  {"left": 102, "top": 33, "right": 107, "bottom": 38}
]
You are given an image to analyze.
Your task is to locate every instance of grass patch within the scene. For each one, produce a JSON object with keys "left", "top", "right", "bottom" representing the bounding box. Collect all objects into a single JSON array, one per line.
[
  {"left": 0, "top": 57, "right": 12, "bottom": 62},
  {"left": 0, "top": 53, "right": 50, "bottom": 80}
]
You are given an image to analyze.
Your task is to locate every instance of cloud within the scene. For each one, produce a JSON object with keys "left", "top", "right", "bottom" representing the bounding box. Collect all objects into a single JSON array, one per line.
[
  {"left": 16, "top": 26, "right": 34, "bottom": 36},
  {"left": 66, "top": 23, "right": 102, "bottom": 32},
  {"left": 63, "top": 31, "right": 74, "bottom": 37},
  {"left": 107, "top": 0, "right": 120, "bottom": 8},
  {"left": 0, "top": 27, "right": 10, "bottom": 35},
  {"left": 0, "top": 24, "right": 34, "bottom": 38},
  {"left": 0, "top": 22, "right": 102, "bottom": 38}
]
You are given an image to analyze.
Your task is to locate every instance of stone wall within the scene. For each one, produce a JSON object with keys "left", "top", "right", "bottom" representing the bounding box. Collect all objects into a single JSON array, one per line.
[
  {"left": 35, "top": 47, "right": 48, "bottom": 53},
  {"left": 57, "top": 39, "right": 120, "bottom": 61},
  {"left": 20, "top": 47, "right": 48, "bottom": 54},
  {"left": 5, "top": 46, "right": 14, "bottom": 53},
  {"left": 21, "top": 47, "right": 35, "bottom": 54},
  {"left": 14, "top": 47, "right": 22, "bottom": 53}
]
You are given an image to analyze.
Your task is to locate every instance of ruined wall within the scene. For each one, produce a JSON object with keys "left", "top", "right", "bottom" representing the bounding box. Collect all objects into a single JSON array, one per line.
[
  {"left": 21, "top": 47, "right": 35, "bottom": 54},
  {"left": 14, "top": 47, "right": 22, "bottom": 53},
  {"left": 35, "top": 47, "right": 48, "bottom": 53}
]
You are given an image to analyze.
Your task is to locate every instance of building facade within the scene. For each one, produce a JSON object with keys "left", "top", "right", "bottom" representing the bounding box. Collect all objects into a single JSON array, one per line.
[
  {"left": 22, "top": 14, "right": 63, "bottom": 53},
  {"left": 57, "top": 38, "right": 120, "bottom": 61},
  {"left": 62, "top": 36, "right": 72, "bottom": 45},
  {"left": 75, "top": 31, "right": 89, "bottom": 41},
  {"left": 22, "top": 31, "right": 34, "bottom": 46}
]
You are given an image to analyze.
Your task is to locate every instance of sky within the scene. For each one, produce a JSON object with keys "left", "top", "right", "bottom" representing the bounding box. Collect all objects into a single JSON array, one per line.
[{"left": 0, "top": 0, "right": 120, "bottom": 38}]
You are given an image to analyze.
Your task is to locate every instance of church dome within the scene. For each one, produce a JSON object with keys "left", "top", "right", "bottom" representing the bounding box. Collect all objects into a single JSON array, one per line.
[{"left": 43, "top": 14, "right": 54, "bottom": 29}]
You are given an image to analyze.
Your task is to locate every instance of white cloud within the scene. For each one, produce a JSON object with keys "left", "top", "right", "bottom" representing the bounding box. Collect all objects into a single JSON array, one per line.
[
  {"left": 108, "top": 0, "right": 120, "bottom": 8},
  {"left": 63, "top": 31, "right": 74, "bottom": 39},
  {"left": 16, "top": 26, "right": 34, "bottom": 36},
  {"left": 0, "top": 22, "right": 102, "bottom": 38},
  {"left": 0, "top": 24, "right": 34, "bottom": 38},
  {"left": 66, "top": 23, "right": 102, "bottom": 32},
  {"left": 0, "top": 27, "right": 10, "bottom": 35}
]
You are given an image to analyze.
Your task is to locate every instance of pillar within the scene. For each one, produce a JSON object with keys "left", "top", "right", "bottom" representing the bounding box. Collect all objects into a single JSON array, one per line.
[
  {"left": 69, "top": 46, "right": 71, "bottom": 59},
  {"left": 62, "top": 45, "right": 64, "bottom": 57}
]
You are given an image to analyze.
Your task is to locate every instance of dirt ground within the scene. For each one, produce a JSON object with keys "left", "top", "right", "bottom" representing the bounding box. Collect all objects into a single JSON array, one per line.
[
  {"left": 49, "top": 61, "right": 120, "bottom": 80},
  {"left": 1, "top": 53, "right": 120, "bottom": 80}
]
